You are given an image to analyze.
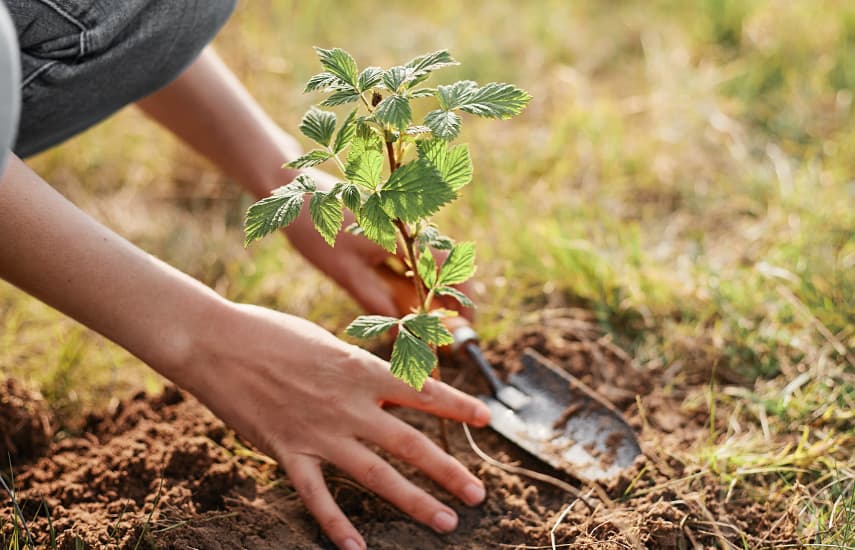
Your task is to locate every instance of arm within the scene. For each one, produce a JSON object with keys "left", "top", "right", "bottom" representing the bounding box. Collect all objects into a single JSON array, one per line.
[{"left": 0, "top": 154, "right": 489, "bottom": 550}]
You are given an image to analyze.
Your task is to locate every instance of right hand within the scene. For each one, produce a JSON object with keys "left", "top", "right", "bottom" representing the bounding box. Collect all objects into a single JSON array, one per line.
[{"left": 182, "top": 301, "right": 491, "bottom": 550}]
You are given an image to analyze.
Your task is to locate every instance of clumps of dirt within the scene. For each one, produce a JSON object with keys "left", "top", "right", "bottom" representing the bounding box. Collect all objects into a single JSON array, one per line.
[
  {"left": 0, "top": 377, "right": 53, "bottom": 463},
  {"left": 1, "top": 310, "right": 804, "bottom": 548}
]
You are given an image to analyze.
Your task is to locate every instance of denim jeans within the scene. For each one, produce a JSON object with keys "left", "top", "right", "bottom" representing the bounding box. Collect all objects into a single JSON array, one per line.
[{"left": 3, "top": 0, "right": 236, "bottom": 157}]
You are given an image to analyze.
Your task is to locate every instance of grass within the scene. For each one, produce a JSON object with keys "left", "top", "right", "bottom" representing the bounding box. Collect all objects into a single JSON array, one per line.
[{"left": 1, "top": 0, "right": 853, "bottom": 546}]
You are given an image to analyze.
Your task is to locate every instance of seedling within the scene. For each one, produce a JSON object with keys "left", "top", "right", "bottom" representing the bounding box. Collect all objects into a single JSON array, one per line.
[{"left": 245, "top": 48, "right": 530, "bottom": 391}]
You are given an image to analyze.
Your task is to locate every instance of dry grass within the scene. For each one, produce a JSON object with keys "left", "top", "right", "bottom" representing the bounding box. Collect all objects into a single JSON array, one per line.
[{"left": 2, "top": 0, "right": 854, "bottom": 546}]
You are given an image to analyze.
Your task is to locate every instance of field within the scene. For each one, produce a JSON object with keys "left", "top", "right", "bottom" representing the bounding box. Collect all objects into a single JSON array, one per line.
[{"left": 2, "top": 0, "right": 854, "bottom": 548}]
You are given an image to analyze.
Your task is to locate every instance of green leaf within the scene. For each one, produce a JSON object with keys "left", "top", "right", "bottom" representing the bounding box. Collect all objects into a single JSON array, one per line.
[
  {"left": 437, "top": 80, "right": 478, "bottom": 110},
  {"left": 409, "top": 88, "right": 436, "bottom": 99},
  {"left": 423, "top": 109, "right": 462, "bottom": 140},
  {"left": 347, "top": 131, "right": 383, "bottom": 163},
  {"left": 299, "top": 108, "right": 337, "bottom": 147},
  {"left": 405, "top": 50, "right": 459, "bottom": 77},
  {"left": 373, "top": 95, "right": 412, "bottom": 130},
  {"left": 390, "top": 328, "right": 436, "bottom": 390},
  {"left": 378, "top": 159, "right": 456, "bottom": 223},
  {"left": 438, "top": 242, "right": 476, "bottom": 286},
  {"left": 417, "top": 250, "right": 437, "bottom": 288},
  {"left": 358, "top": 194, "right": 398, "bottom": 253},
  {"left": 320, "top": 89, "right": 361, "bottom": 107},
  {"left": 346, "top": 148, "right": 384, "bottom": 190},
  {"left": 309, "top": 191, "right": 343, "bottom": 247},
  {"left": 417, "top": 140, "right": 473, "bottom": 191},
  {"left": 305, "top": 72, "right": 342, "bottom": 93},
  {"left": 403, "top": 313, "right": 453, "bottom": 346},
  {"left": 314, "top": 47, "right": 358, "bottom": 87},
  {"left": 346, "top": 315, "right": 399, "bottom": 339},
  {"left": 285, "top": 149, "right": 333, "bottom": 169},
  {"left": 417, "top": 226, "right": 454, "bottom": 251},
  {"left": 358, "top": 67, "right": 384, "bottom": 91},
  {"left": 457, "top": 82, "right": 531, "bottom": 119},
  {"left": 436, "top": 286, "right": 475, "bottom": 308},
  {"left": 333, "top": 109, "right": 358, "bottom": 154},
  {"left": 244, "top": 175, "right": 316, "bottom": 246},
  {"left": 340, "top": 183, "right": 362, "bottom": 212},
  {"left": 383, "top": 66, "right": 414, "bottom": 92},
  {"left": 404, "top": 125, "right": 432, "bottom": 137}
]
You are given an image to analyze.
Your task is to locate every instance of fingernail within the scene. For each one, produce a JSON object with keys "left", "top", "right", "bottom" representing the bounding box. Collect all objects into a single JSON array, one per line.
[
  {"left": 342, "top": 538, "right": 363, "bottom": 550},
  {"left": 432, "top": 509, "right": 458, "bottom": 533},
  {"left": 474, "top": 406, "right": 491, "bottom": 426},
  {"left": 463, "top": 483, "right": 486, "bottom": 505}
]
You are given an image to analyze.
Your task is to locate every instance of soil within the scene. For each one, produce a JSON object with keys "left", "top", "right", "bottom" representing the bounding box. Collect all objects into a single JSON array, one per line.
[{"left": 1, "top": 311, "right": 802, "bottom": 549}]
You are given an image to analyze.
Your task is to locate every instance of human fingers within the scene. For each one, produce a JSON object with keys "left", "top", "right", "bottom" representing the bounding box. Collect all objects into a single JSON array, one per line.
[
  {"left": 358, "top": 412, "right": 486, "bottom": 507},
  {"left": 283, "top": 454, "right": 366, "bottom": 550},
  {"left": 377, "top": 376, "right": 491, "bottom": 427},
  {"left": 327, "top": 442, "right": 461, "bottom": 534}
]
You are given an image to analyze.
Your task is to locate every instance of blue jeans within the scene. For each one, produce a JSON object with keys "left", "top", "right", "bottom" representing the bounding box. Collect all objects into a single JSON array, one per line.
[{"left": 4, "top": 0, "right": 236, "bottom": 157}]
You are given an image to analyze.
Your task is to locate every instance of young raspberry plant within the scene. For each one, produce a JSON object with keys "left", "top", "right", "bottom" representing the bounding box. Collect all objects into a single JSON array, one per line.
[{"left": 245, "top": 47, "right": 530, "bottom": 391}]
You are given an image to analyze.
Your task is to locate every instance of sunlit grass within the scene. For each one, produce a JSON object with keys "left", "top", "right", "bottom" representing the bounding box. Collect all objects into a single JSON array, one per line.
[{"left": 1, "top": 0, "right": 853, "bottom": 545}]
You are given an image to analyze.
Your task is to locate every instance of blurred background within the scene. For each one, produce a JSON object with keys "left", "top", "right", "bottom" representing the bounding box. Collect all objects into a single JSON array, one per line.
[{"left": 1, "top": 0, "right": 852, "bottom": 447}]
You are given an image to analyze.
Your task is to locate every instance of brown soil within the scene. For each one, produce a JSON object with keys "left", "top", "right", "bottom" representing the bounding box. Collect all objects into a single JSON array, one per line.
[{"left": 1, "top": 312, "right": 802, "bottom": 549}]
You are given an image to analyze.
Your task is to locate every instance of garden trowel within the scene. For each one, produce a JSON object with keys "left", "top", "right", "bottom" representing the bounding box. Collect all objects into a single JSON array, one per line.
[
  {"left": 377, "top": 266, "right": 642, "bottom": 482},
  {"left": 448, "top": 319, "right": 641, "bottom": 482}
]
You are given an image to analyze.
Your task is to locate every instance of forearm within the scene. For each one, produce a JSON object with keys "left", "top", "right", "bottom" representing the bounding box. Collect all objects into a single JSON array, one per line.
[
  {"left": 0, "top": 154, "right": 228, "bottom": 383},
  {"left": 137, "top": 48, "right": 303, "bottom": 198}
]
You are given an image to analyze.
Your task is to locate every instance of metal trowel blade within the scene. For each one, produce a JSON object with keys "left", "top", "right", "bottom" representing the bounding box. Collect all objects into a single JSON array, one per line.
[{"left": 479, "top": 349, "right": 642, "bottom": 482}]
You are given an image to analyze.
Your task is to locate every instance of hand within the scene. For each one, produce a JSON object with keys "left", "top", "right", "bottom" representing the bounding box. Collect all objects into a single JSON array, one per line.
[
  {"left": 185, "top": 302, "right": 491, "bottom": 550},
  {"left": 284, "top": 168, "right": 476, "bottom": 320}
]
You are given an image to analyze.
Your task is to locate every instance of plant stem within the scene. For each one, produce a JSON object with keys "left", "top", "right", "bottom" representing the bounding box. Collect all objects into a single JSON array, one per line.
[{"left": 385, "top": 132, "right": 449, "bottom": 452}]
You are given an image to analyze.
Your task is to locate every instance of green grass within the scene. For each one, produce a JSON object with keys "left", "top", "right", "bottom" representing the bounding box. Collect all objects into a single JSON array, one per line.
[{"left": 2, "top": 0, "right": 854, "bottom": 545}]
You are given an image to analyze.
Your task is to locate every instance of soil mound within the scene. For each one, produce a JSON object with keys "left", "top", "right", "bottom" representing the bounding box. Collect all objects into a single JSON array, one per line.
[
  {"left": 1, "top": 313, "right": 800, "bottom": 548},
  {"left": 0, "top": 377, "right": 53, "bottom": 463}
]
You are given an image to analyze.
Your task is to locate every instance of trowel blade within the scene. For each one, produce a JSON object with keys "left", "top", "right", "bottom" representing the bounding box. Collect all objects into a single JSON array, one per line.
[{"left": 479, "top": 349, "right": 641, "bottom": 482}]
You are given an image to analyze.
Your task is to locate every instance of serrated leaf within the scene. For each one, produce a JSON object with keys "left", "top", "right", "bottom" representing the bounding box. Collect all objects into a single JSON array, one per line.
[
  {"left": 244, "top": 175, "right": 316, "bottom": 246},
  {"left": 314, "top": 47, "right": 358, "bottom": 87},
  {"left": 403, "top": 313, "right": 453, "bottom": 346},
  {"left": 299, "top": 108, "right": 337, "bottom": 147},
  {"left": 378, "top": 159, "right": 456, "bottom": 223},
  {"left": 309, "top": 191, "right": 343, "bottom": 247},
  {"left": 417, "top": 140, "right": 473, "bottom": 191},
  {"left": 457, "top": 82, "right": 531, "bottom": 119},
  {"left": 358, "top": 67, "right": 384, "bottom": 92},
  {"left": 405, "top": 125, "right": 432, "bottom": 136},
  {"left": 305, "top": 72, "right": 342, "bottom": 93},
  {"left": 437, "top": 80, "right": 478, "bottom": 110},
  {"left": 347, "top": 132, "right": 383, "bottom": 164},
  {"left": 340, "top": 183, "right": 362, "bottom": 212},
  {"left": 286, "top": 149, "right": 333, "bottom": 169},
  {"left": 390, "top": 328, "right": 436, "bottom": 390},
  {"left": 436, "top": 286, "right": 475, "bottom": 308},
  {"left": 346, "top": 148, "right": 384, "bottom": 190},
  {"left": 358, "top": 194, "right": 398, "bottom": 253},
  {"left": 409, "top": 88, "right": 436, "bottom": 99},
  {"left": 417, "top": 226, "right": 454, "bottom": 251},
  {"left": 373, "top": 95, "right": 412, "bottom": 130},
  {"left": 423, "top": 109, "right": 462, "bottom": 140},
  {"left": 346, "top": 315, "right": 399, "bottom": 339},
  {"left": 438, "top": 242, "right": 476, "bottom": 286},
  {"left": 333, "top": 109, "right": 359, "bottom": 154},
  {"left": 417, "top": 250, "right": 437, "bottom": 288},
  {"left": 405, "top": 50, "right": 459, "bottom": 77},
  {"left": 383, "top": 66, "right": 414, "bottom": 92},
  {"left": 320, "top": 89, "right": 361, "bottom": 107}
]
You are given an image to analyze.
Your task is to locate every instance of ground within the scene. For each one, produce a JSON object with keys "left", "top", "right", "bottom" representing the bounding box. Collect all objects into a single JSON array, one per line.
[{"left": 2, "top": 0, "right": 854, "bottom": 548}]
